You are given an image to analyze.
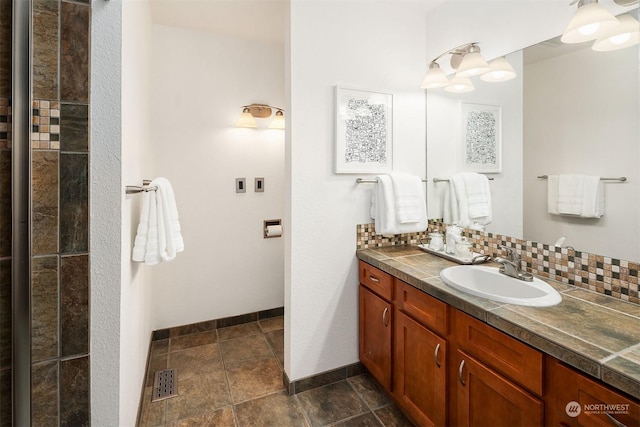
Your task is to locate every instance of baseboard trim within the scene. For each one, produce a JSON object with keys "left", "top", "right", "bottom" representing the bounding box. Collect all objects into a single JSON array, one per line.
[
  {"left": 283, "top": 362, "right": 366, "bottom": 395},
  {"left": 151, "top": 306, "right": 285, "bottom": 341}
]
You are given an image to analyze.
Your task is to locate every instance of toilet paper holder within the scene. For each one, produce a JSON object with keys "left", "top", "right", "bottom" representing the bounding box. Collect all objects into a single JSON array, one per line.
[{"left": 264, "top": 219, "right": 283, "bottom": 239}]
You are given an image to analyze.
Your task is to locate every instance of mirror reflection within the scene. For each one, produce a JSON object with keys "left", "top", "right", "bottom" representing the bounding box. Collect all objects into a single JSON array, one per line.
[{"left": 426, "top": 25, "right": 639, "bottom": 262}]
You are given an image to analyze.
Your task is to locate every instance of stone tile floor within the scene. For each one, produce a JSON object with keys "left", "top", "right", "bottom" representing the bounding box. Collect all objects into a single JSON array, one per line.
[{"left": 138, "top": 316, "right": 413, "bottom": 426}]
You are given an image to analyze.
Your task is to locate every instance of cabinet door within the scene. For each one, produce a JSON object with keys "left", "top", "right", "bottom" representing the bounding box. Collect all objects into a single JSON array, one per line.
[
  {"left": 456, "top": 350, "right": 543, "bottom": 427},
  {"left": 550, "top": 359, "right": 640, "bottom": 427},
  {"left": 359, "top": 285, "right": 392, "bottom": 391},
  {"left": 394, "top": 311, "right": 447, "bottom": 427}
]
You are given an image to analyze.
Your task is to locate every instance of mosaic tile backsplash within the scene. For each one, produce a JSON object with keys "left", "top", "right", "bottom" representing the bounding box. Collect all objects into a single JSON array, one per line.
[{"left": 357, "top": 221, "right": 639, "bottom": 305}]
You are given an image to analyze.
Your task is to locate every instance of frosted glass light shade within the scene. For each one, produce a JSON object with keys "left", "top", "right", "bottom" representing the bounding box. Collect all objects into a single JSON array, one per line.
[
  {"left": 236, "top": 108, "right": 257, "bottom": 128},
  {"left": 456, "top": 51, "right": 490, "bottom": 77},
  {"left": 268, "top": 110, "right": 285, "bottom": 129},
  {"left": 445, "top": 76, "right": 474, "bottom": 93},
  {"left": 561, "top": 2, "right": 619, "bottom": 43},
  {"left": 480, "top": 57, "right": 517, "bottom": 82},
  {"left": 421, "top": 62, "right": 449, "bottom": 89},
  {"left": 592, "top": 13, "right": 640, "bottom": 51}
]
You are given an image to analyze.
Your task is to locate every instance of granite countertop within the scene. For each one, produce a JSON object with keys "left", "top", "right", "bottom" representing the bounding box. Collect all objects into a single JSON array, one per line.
[{"left": 357, "top": 245, "right": 640, "bottom": 400}]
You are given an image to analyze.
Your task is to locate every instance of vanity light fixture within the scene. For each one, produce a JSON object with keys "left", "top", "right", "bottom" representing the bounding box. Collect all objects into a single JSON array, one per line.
[
  {"left": 480, "top": 57, "right": 517, "bottom": 82},
  {"left": 236, "top": 104, "right": 285, "bottom": 129},
  {"left": 421, "top": 62, "right": 450, "bottom": 89},
  {"left": 592, "top": 12, "right": 640, "bottom": 50},
  {"left": 268, "top": 109, "right": 285, "bottom": 130},
  {"left": 455, "top": 44, "right": 491, "bottom": 77},
  {"left": 421, "top": 42, "right": 516, "bottom": 93},
  {"left": 561, "top": 0, "right": 619, "bottom": 43},
  {"left": 444, "top": 76, "right": 474, "bottom": 93}
]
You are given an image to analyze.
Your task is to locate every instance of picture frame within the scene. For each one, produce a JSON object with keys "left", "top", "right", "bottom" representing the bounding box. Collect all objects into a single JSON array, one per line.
[
  {"left": 459, "top": 102, "right": 502, "bottom": 173},
  {"left": 335, "top": 86, "right": 393, "bottom": 174}
]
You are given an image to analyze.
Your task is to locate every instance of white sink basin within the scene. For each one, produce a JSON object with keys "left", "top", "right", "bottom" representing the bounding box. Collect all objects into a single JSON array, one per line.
[{"left": 440, "top": 266, "right": 562, "bottom": 307}]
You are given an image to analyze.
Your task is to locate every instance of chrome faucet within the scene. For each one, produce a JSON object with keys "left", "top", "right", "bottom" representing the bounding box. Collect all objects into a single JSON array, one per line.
[{"left": 494, "top": 246, "right": 533, "bottom": 282}]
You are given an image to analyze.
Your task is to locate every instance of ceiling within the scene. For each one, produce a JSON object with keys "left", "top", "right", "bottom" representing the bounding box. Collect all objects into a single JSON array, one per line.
[
  {"left": 149, "top": 0, "right": 288, "bottom": 45},
  {"left": 149, "top": 0, "right": 447, "bottom": 45}
]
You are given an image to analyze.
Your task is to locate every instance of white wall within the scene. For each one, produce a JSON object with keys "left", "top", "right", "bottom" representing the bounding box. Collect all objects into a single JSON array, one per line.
[
  {"left": 90, "top": 0, "right": 121, "bottom": 424},
  {"left": 120, "top": 0, "right": 154, "bottom": 424},
  {"left": 149, "top": 24, "right": 285, "bottom": 330},
  {"left": 286, "top": 1, "right": 427, "bottom": 381},
  {"left": 426, "top": 50, "right": 523, "bottom": 238},
  {"left": 523, "top": 46, "right": 639, "bottom": 261}
]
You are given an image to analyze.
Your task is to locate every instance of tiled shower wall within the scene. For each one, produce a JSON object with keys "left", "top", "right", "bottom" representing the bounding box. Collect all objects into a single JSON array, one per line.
[
  {"left": 357, "top": 221, "right": 639, "bottom": 305},
  {"left": 0, "top": 0, "right": 91, "bottom": 425}
]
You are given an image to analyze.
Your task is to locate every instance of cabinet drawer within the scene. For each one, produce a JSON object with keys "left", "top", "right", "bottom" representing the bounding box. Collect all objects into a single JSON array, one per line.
[
  {"left": 359, "top": 261, "right": 393, "bottom": 301},
  {"left": 456, "top": 311, "right": 543, "bottom": 396},
  {"left": 395, "top": 279, "right": 447, "bottom": 336}
]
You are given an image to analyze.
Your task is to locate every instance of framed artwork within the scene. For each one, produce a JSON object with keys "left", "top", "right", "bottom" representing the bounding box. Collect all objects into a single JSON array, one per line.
[
  {"left": 335, "top": 86, "right": 393, "bottom": 174},
  {"left": 459, "top": 103, "right": 502, "bottom": 173}
]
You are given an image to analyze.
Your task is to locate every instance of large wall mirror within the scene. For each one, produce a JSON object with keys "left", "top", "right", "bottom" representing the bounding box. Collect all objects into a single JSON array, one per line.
[{"left": 426, "top": 14, "right": 639, "bottom": 262}]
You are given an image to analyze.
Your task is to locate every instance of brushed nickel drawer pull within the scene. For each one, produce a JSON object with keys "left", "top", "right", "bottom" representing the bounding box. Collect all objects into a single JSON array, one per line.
[
  {"left": 369, "top": 275, "right": 380, "bottom": 283},
  {"left": 434, "top": 343, "right": 441, "bottom": 368},
  {"left": 605, "top": 413, "right": 627, "bottom": 427},
  {"left": 458, "top": 360, "right": 466, "bottom": 386},
  {"left": 382, "top": 307, "right": 389, "bottom": 327}
]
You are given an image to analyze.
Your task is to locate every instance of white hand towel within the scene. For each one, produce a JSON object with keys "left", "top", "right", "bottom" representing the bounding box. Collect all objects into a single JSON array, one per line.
[
  {"left": 390, "top": 173, "right": 425, "bottom": 224},
  {"left": 451, "top": 174, "right": 471, "bottom": 227},
  {"left": 132, "top": 190, "right": 151, "bottom": 262},
  {"left": 144, "top": 189, "right": 161, "bottom": 265},
  {"left": 581, "top": 176, "right": 604, "bottom": 218},
  {"left": 443, "top": 178, "right": 459, "bottom": 225},
  {"left": 557, "top": 174, "right": 584, "bottom": 215},
  {"left": 152, "top": 177, "right": 185, "bottom": 262},
  {"left": 547, "top": 175, "right": 560, "bottom": 215},
  {"left": 461, "top": 172, "right": 492, "bottom": 225},
  {"left": 374, "top": 175, "right": 427, "bottom": 236}
]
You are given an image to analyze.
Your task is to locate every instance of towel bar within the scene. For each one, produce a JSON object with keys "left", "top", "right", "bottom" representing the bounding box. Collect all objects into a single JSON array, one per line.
[
  {"left": 433, "top": 177, "right": 494, "bottom": 182},
  {"left": 356, "top": 178, "right": 428, "bottom": 184},
  {"left": 126, "top": 179, "right": 158, "bottom": 194},
  {"left": 537, "top": 175, "right": 627, "bottom": 182}
]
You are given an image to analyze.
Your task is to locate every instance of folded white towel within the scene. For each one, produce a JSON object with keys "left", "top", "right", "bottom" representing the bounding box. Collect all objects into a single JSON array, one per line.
[
  {"left": 390, "top": 173, "right": 424, "bottom": 224},
  {"left": 549, "top": 174, "right": 604, "bottom": 218},
  {"left": 132, "top": 190, "right": 151, "bottom": 262},
  {"left": 446, "top": 173, "right": 492, "bottom": 227},
  {"left": 557, "top": 174, "right": 584, "bottom": 215},
  {"left": 144, "top": 189, "right": 161, "bottom": 265},
  {"left": 132, "top": 177, "right": 184, "bottom": 264},
  {"left": 374, "top": 174, "right": 427, "bottom": 236},
  {"left": 153, "top": 177, "right": 185, "bottom": 262},
  {"left": 462, "top": 173, "right": 492, "bottom": 223},
  {"left": 547, "top": 175, "right": 560, "bottom": 215}
]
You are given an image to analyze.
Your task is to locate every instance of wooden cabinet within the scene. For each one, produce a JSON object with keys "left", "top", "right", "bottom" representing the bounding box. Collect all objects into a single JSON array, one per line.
[
  {"left": 357, "top": 260, "right": 639, "bottom": 427},
  {"left": 394, "top": 310, "right": 447, "bottom": 426},
  {"left": 453, "top": 311, "right": 544, "bottom": 427},
  {"left": 455, "top": 350, "right": 544, "bottom": 427},
  {"left": 393, "top": 279, "right": 449, "bottom": 425},
  {"left": 358, "top": 262, "right": 393, "bottom": 391},
  {"left": 546, "top": 357, "right": 640, "bottom": 427}
]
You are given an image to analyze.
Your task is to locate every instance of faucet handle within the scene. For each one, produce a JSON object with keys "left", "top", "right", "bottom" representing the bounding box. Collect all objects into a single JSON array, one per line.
[{"left": 499, "top": 245, "right": 519, "bottom": 263}]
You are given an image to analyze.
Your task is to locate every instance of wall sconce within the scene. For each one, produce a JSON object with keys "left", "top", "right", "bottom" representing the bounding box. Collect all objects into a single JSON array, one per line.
[
  {"left": 235, "top": 104, "right": 285, "bottom": 129},
  {"left": 421, "top": 42, "right": 516, "bottom": 93}
]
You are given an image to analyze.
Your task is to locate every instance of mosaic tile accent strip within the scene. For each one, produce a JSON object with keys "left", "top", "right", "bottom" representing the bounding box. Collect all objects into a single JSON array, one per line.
[
  {"left": 32, "top": 99, "right": 60, "bottom": 149},
  {"left": 0, "top": 97, "right": 10, "bottom": 149},
  {"left": 356, "top": 221, "right": 639, "bottom": 305}
]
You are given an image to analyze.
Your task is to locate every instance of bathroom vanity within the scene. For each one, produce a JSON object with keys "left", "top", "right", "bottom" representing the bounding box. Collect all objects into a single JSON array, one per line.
[{"left": 357, "top": 246, "right": 640, "bottom": 427}]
